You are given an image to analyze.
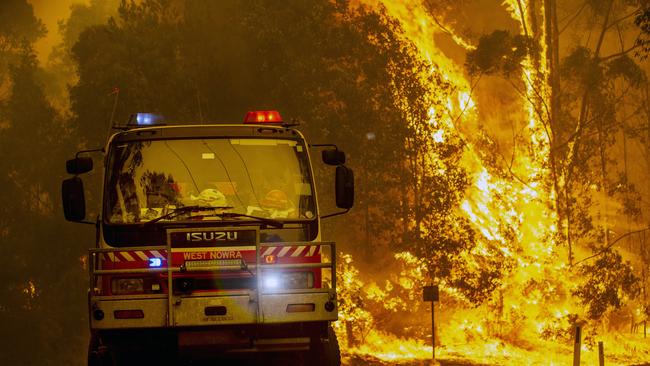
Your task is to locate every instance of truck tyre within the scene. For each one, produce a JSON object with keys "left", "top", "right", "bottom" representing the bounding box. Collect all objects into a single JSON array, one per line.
[
  {"left": 87, "top": 335, "right": 116, "bottom": 366},
  {"left": 310, "top": 326, "right": 341, "bottom": 366}
]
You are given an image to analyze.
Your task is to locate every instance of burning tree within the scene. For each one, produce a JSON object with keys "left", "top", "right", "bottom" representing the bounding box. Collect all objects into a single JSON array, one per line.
[{"left": 338, "top": 0, "right": 650, "bottom": 364}]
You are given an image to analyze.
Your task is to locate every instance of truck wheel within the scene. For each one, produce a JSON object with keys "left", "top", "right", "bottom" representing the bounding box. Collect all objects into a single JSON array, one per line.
[
  {"left": 87, "top": 336, "right": 116, "bottom": 366},
  {"left": 310, "top": 326, "right": 341, "bottom": 366}
]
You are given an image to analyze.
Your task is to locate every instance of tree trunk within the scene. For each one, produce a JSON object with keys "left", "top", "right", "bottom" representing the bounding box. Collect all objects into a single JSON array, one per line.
[
  {"left": 565, "top": 0, "right": 615, "bottom": 257},
  {"left": 598, "top": 115, "right": 610, "bottom": 246},
  {"left": 595, "top": 0, "right": 615, "bottom": 247},
  {"left": 544, "top": 0, "right": 568, "bottom": 262}
]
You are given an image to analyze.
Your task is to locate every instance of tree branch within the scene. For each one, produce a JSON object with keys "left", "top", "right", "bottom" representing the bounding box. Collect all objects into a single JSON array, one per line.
[
  {"left": 423, "top": 0, "right": 475, "bottom": 50},
  {"left": 574, "top": 226, "right": 650, "bottom": 265},
  {"left": 492, "top": 134, "right": 535, "bottom": 188},
  {"left": 516, "top": 0, "right": 529, "bottom": 38},
  {"left": 617, "top": 104, "right": 645, "bottom": 129},
  {"left": 559, "top": 2, "right": 588, "bottom": 34},
  {"left": 551, "top": 114, "right": 602, "bottom": 155},
  {"left": 604, "top": 7, "right": 642, "bottom": 31},
  {"left": 599, "top": 41, "right": 643, "bottom": 61},
  {"left": 506, "top": 73, "right": 553, "bottom": 146},
  {"left": 522, "top": 70, "right": 552, "bottom": 123},
  {"left": 430, "top": 14, "right": 475, "bottom": 50},
  {"left": 447, "top": 74, "right": 481, "bottom": 138},
  {"left": 594, "top": 0, "right": 615, "bottom": 57},
  {"left": 616, "top": 22, "right": 625, "bottom": 51}
]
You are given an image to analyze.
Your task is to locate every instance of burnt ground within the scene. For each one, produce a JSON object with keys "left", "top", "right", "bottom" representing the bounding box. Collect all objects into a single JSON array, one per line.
[
  {"left": 186, "top": 353, "right": 489, "bottom": 366},
  {"left": 344, "top": 354, "right": 491, "bottom": 366},
  {"left": 345, "top": 354, "right": 650, "bottom": 366}
]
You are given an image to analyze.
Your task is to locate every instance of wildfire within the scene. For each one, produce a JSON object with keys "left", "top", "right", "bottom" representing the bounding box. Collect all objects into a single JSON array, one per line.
[
  {"left": 338, "top": 0, "right": 650, "bottom": 365},
  {"left": 339, "top": 252, "right": 650, "bottom": 365}
]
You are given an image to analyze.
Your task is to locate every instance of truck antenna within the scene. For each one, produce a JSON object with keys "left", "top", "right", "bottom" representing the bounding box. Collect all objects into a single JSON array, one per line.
[{"left": 107, "top": 87, "right": 121, "bottom": 133}]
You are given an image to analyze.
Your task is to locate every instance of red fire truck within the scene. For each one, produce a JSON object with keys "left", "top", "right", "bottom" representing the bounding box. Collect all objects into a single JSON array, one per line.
[{"left": 62, "top": 111, "right": 354, "bottom": 365}]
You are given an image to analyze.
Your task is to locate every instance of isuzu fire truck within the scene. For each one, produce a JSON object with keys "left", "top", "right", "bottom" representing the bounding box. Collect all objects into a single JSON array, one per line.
[{"left": 62, "top": 111, "right": 354, "bottom": 365}]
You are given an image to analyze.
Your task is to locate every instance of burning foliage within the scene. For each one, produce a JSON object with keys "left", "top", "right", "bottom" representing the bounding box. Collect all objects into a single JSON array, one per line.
[{"left": 335, "top": 0, "right": 650, "bottom": 365}]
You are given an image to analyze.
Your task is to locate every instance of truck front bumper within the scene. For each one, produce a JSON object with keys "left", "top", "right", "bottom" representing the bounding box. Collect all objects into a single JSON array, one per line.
[{"left": 90, "top": 289, "right": 337, "bottom": 329}]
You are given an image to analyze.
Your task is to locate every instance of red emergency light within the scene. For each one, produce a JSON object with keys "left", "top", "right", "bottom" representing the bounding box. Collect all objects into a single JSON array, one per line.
[{"left": 244, "top": 110, "right": 283, "bottom": 124}]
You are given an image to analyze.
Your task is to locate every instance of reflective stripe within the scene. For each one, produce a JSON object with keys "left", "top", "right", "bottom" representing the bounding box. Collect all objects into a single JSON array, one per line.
[
  {"left": 291, "top": 246, "right": 306, "bottom": 257},
  {"left": 135, "top": 251, "right": 149, "bottom": 261},
  {"left": 307, "top": 246, "right": 317, "bottom": 257},
  {"left": 100, "top": 244, "right": 324, "bottom": 262},
  {"left": 277, "top": 247, "right": 291, "bottom": 257},
  {"left": 120, "top": 252, "right": 135, "bottom": 262}
]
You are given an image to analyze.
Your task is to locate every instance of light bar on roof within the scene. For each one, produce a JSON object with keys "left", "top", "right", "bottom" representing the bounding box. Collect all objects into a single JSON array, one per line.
[
  {"left": 243, "top": 110, "right": 283, "bottom": 124},
  {"left": 135, "top": 113, "right": 164, "bottom": 125}
]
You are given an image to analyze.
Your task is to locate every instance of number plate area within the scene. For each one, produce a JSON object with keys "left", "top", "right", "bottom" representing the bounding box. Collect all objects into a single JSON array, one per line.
[{"left": 173, "top": 295, "right": 256, "bottom": 326}]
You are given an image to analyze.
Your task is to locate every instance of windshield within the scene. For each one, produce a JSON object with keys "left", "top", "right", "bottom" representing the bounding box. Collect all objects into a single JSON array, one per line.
[{"left": 104, "top": 138, "right": 316, "bottom": 224}]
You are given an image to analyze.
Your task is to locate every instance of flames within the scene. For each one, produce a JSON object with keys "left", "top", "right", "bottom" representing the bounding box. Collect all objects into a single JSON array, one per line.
[
  {"left": 337, "top": 251, "right": 650, "bottom": 365},
  {"left": 337, "top": 1, "right": 650, "bottom": 365}
]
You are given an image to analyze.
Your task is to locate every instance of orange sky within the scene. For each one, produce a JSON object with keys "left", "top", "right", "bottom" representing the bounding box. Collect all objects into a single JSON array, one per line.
[{"left": 28, "top": 0, "right": 88, "bottom": 65}]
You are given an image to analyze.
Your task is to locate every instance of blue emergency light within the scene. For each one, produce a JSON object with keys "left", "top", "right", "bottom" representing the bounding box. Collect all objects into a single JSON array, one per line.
[
  {"left": 135, "top": 113, "right": 163, "bottom": 126},
  {"left": 149, "top": 257, "right": 163, "bottom": 268}
]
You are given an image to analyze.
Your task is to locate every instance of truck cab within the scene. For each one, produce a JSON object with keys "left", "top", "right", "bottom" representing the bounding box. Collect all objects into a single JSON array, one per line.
[{"left": 62, "top": 111, "right": 354, "bottom": 365}]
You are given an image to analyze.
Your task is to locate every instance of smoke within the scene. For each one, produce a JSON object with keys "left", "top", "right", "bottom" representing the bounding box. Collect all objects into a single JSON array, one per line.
[{"left": 28, "top": 0, "right": 83, "bottom": 65}]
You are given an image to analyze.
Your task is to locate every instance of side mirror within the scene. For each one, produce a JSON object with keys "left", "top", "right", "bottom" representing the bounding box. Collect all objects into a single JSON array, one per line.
[
  {"left": 66, "top": 157, "right": 93, "bottom": 175},
  {"left": 322, "top": 149, "right": 346, "bottom": 166},
  {"left": 335, "top": 166, "right": 354, "bottom": 209},
  {"left": 62, "top": 177, "right": 86, "bottom": 221}
]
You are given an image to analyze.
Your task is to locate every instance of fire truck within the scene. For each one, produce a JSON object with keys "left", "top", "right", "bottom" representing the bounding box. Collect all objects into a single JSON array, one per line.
[{"left": 62, "top": 111, "right": 354, "bottom": 365}]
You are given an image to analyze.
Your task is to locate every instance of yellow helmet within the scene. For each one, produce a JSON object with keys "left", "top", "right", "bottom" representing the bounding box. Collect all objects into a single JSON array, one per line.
[{"left": 260, "top": 190, "right": 289, "bottom": 209}]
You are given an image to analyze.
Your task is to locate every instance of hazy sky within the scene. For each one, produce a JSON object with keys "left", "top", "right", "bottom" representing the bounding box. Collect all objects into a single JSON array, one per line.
[{"left": 28, "top": 0, "right": 87, "bottom": 64}]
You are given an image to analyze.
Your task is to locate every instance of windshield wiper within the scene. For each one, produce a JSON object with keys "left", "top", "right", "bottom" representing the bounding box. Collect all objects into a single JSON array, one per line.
[
  {"left": 143, "top": 205, "right": 233, "bottom": 225},
  {"left": 216, "top": 212, "right": 283, "bottom": 229},
  {"left": 187, "top": 211, "right": 283, "bottom": 228},
  {"left": 142, "top": 206, "right": 283, "bottom": 228}
]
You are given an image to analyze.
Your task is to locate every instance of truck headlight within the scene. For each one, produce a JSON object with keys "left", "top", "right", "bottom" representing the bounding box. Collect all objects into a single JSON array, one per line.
[
  {"left": 111, "top": 278, "right": 144, "bottom": 294},
  {"left": 263, "top": 272, "right": 314, "bottom": 289}
]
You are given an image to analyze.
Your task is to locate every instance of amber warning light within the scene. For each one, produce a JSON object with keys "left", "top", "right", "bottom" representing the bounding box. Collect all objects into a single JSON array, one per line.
[{"left": 244, "top": 110, "right": 282, "bottom": 124}]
